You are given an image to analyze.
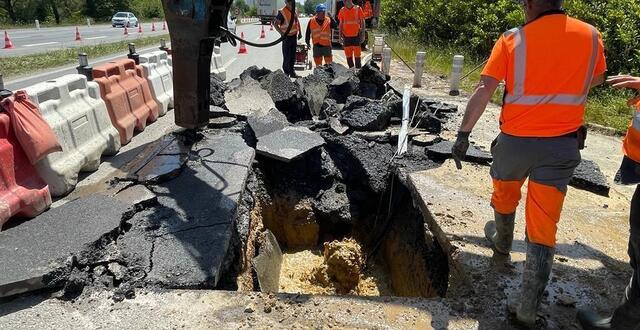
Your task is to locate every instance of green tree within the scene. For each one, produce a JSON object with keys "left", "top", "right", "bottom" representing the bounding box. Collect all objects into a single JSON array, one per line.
[{"left": 304, "top": 0, "right": 323, "bottom": 15}]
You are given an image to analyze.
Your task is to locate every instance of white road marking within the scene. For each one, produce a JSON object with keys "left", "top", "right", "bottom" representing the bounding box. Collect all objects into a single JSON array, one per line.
[
  {"left": 9, "top": 36, "right": 31, "bottom": 39},
  {"left": 222, "top": 57, "right": 237, "bottom": 70},
  {"left": 23, "top": 42, "right": 59, "bottom": 47},
  {"left": 85, "top": 36, "right": 107, "bottom": 40}
]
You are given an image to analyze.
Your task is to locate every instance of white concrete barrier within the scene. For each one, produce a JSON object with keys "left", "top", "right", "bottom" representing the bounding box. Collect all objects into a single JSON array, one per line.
[
  {"left": 211, "top": 44, "right": 226, "bottom": 81},
  {"left": 24, "top": 74, "right": 121, "bottom": 196},
  {"left": 139, "top": 50, "right": 174, "bottom": 115}
]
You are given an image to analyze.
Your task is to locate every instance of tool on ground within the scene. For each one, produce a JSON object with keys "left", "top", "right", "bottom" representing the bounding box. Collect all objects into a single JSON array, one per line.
[
  {"left": 3, "top": 31, "right": 14, "bottom": 49},
  {"left": 294, "top": 43, "right": 312, "bottom": 71}
]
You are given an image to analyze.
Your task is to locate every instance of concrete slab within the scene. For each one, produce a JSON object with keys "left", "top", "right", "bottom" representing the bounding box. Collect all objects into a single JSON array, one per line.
[
  {"left": 570, "top": 158, "right": 610, "bottom": 197},
  {"left": 247, "top": 108, "right": 290, "bottom": 138},
  {"left": 224, "top": 78, "right": 275, "bottom": 118},
  {"left": 145, "top": 132, "right": 255, "bottom": 288},
  {"left": 134, "top": 136, "right": 190, "bottom": 184},
  {"left": 0, "top": 195, "right": 129, "bottom": 297},
  {"left": 256, "top": 126, "right": 325, "bottom": 163},
  {"left": 426, "top": 140, "right": 492, "bottom": 164},
  {"left": 340, "top": 96, "right": 392, "bottom": 131},
  {"left": 252, "top": 230, "right": 282, "bottom": 293}
]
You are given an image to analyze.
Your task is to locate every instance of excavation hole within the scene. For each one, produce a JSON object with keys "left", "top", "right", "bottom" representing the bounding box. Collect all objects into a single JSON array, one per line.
[{"left": 235, "top": 148, "right": 449, "bottom": 298}]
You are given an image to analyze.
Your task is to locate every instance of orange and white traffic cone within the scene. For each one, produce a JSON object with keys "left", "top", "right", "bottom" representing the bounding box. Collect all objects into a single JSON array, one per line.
[
  {"left": 152, "top": 22, "right": 156, "bottom": 32},
  {"left": 238, "top": 32, "right": 248, "bottom": 54},
  {"left": 124, "top": 26, "right": 129, "bottom": 36},
  {"left": 269, "top": 24, "right": 274, "bottom": 31},
  {"left": 4, "top": 31, "right": 14, "bottom": 49},
  {"left": 260, "top": 25, "right": 266, "bottom": 39},
  {"left": 75, "top": 27, "right": 82, "bottom": 41},
  {"left": 162, "top": 21, "right": 167, "bottom": 31},
  {"left": 138, "top": 24, "right": 143, "bottom": 34}
]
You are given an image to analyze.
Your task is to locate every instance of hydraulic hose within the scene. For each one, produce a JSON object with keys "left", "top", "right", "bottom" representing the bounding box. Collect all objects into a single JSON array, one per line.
[{"left": 218, "top": 0, "right": 296, "bottom": 48}]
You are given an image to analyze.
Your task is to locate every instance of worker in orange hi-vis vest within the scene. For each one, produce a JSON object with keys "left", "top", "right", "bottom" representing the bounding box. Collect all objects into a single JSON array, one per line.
[
  {"left": 577, "top": 75, "right": 640, "bottom": 330},
  {"left": 363, "top": 0, "right": 373, "bottom": 20},
  {"left": 275, "top": 0, "right": 302, "bottom": 78},
  {"left": 450, "top": 0, "right": 607, "bottom": 327},
  {"left": 305, "top": 4, "right": 338, "bottom": 67},
  {"left": 338, "top": 0, "right": 365, "bottom": 68}
]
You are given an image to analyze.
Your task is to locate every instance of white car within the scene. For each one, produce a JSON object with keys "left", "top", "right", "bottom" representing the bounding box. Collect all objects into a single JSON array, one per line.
[{"left": 112, "top": 12, "right": 138, "bottom": 28}]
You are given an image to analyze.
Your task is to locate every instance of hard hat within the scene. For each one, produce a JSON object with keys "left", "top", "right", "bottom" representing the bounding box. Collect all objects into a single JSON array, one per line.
[{"left": 316, "top": 4, "right": 327, "bottom": 12}]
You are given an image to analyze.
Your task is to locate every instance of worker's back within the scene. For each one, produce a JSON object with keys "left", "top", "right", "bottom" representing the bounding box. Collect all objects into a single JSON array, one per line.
[{"left": 483, "top": 12, "right": 606, "bottom": 137}]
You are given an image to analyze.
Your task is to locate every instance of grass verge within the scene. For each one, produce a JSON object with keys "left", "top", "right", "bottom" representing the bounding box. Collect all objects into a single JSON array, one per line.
[
  {"left": 1, "top": 34, "right": 169, "bottom": 79},
  {"left": 384, "top": 34, "right": 633, "bottom": 134}
]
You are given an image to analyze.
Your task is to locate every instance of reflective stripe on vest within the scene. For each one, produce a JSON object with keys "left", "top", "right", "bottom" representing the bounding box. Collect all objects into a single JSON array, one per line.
[
  {"left": 279, "top": 7, "right": 298, "bottom": 35},
  {"left": 503, "top": 25, "right": 599, "bottom": 106},
  {"left": 311, "top": 18, "right": 331, "bottom": 45}
]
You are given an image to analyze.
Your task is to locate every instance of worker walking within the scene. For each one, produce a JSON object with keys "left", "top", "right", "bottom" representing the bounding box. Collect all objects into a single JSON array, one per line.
[
  {"left": 275, "top": 0, "right": 302, "bottom": 78},
  {"left": 577, "top": 75, "right": 640, "bottom": 330},
  {"left": 338, "top": 0, "right": 365, "bottom": 68},
  {"left": 451, "top": 0, "right": 606, "bottom": 327},
  {"left": 305, "top": 4, "right": 337, "bottom": 67}
]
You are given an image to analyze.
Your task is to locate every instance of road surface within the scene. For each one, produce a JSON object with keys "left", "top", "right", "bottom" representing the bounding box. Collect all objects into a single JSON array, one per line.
[
  {"left": 6, "top": 18, "right": 370, "bottom": 91},
  {"left": 0, "top": 23, "right": 168, "bottom": 57}
]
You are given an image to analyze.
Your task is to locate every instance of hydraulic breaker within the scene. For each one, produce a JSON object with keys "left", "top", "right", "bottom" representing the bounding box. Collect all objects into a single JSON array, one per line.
[{"left": 161, "top": 0, "right": 233, "bottom": 129}]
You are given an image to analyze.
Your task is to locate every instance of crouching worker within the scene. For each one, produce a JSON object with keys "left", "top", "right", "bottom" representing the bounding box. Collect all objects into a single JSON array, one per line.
[
  {"left": 451, "top": 0, "right": 606, "bottom": 327},
  {"left": 305, "top": 4, "right": 337, "bottom": 67}
]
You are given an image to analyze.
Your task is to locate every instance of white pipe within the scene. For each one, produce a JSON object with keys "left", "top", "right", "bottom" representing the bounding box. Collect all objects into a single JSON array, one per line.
[
  {"left": 450, "top": 55, "right": 464, "bottom": 96},
  {"left": 413, "top": 51, "right": 426, "bottom": 88},
  {"left": 397, "top": 84, "right": 411, "bottom": 155}
]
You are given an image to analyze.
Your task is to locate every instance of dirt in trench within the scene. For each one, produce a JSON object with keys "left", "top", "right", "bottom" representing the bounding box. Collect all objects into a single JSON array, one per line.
[{"left": 278, "top": 239, "right": 393, "bottom": 296}]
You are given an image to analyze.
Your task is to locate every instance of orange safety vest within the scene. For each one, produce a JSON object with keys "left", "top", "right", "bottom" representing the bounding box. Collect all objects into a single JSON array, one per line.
[
  {"left": 310, "top": 16, "right": 331, "bottom": 46},
  {"left": 363, "top": 1, "right": 373, "bottom": 19},
  {"left": 497, "top": 14, "right": 603, "bottom": 137},
  {"left": 623, "top": 104, "right": 640, "bottom": 163},
  {"left": 338, "top": 5, "right": 363, "bottom": 37},
  {"left": 279, "top": 6, "right": 298, "bottom": 36}
]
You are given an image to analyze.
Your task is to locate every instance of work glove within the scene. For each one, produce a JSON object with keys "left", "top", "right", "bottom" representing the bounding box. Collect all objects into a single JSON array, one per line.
[{"left": 451, "top": 131, "right": 471, "bottom": 170}]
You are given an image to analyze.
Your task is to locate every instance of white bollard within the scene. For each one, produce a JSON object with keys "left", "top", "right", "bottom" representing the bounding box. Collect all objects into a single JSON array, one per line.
[
  {"left": 382, "top": 47, "right": 392, "bottom": 75},
  {"left": 450, "top": 55, "right": 464, "bottom": 96},
  {"left": 87, "top": 18, "right": 91, "bottom": 27},
  {"left": 35, "top": 20, "right": 40, "bottom": 30},
  {"left": 397, "top": 84, "right": 411, "bottom": 155},
  {"left": 373, "top": 35, "right": 384, "bottom": 61},
  {"left": 413, "top": 51, "right": 426, "bottom": 88},
  {"left": 0, "top": 74, "right": 4, "bottom": 90}
]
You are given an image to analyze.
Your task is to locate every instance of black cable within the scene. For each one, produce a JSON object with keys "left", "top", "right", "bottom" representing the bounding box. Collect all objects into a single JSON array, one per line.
[
  {"left": 219, "top": 1, "right": 296, "bottom": 48},
  {"left": 388, "top": 44, "right": 415, "bottom": 73}
]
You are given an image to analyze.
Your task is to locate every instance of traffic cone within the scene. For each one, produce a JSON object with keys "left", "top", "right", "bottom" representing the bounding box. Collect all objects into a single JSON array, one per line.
[
  {"left": 238, "top": 32, "right": 247, "bottom": 54},
  {"left": 75, "top": 27, "right": 82, "bottom": 41},
  {"left": 138, "top": 24, "right": 143, "bottom": 34},
  {"left": 4, "top": 31, "right": 14, "bottom": 49},
  {"left": 260, "top": 25, "right": 266, "bottom": 39},
  {"left": 152, "top": 22, "right": 156, "bottom": 32},
  {"left": 162, "top": 21, "right": 167, "bottom": 31},
  {"left": 270, "top": 24, "right": 274, "bottom": 31},
  {"left": 124, "top": 26, "right": 129, "bottom": 36}
]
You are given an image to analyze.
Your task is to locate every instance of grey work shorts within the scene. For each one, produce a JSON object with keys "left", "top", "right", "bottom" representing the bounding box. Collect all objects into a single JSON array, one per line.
[
  {"left": 313, "top": 45, "right": 332, "bottom": 57},
  {"left": 490, "top": 133, "right": 581, "bottom": 192}
]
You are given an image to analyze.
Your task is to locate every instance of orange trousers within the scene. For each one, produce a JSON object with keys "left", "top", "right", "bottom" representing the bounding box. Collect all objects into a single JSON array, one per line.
[
  {"left": 344, "top": 46, "right": 362, "bottom": 60},
  {"left": 490, "top": 133, "right": 580, "bottom": 248},
  {"left": 314, "top": 56, "right": 333, "bottom": 66}
]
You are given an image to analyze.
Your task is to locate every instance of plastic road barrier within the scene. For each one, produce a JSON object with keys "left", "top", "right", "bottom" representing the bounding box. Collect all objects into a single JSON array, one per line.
[
  {"left": 139, "top": 50, "right": 174, "bottom": 116},
  {"left": 0, "top": 111, "right": 51, "bottom": 228},
  {"left": 24, "top": 75, "right": 122, "bottom": 196},
  {"left": 93, "top": 59, "right": 160, "bottom": 145}
]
